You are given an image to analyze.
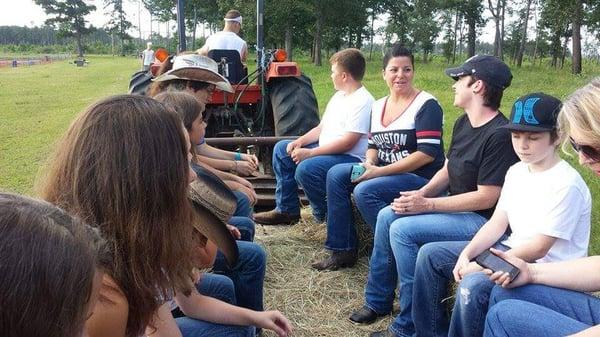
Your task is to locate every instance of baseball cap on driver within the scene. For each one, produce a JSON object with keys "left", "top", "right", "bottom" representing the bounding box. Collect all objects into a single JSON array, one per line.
[
  {"left": 503, "top": 93, "right": 562, "bottom": 132},
  {"left": 445, "top": 55, "right": 512, "bottom": 89}
]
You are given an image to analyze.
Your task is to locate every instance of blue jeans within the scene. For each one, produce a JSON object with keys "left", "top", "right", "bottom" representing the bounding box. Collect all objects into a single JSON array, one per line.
[
  {"left": 213, "top": 241, "right": 266, "bottom": 312},
  {"left": 197, "top": 272, "right": 237, "bottom": 304},
  {"left": 325, "top": 163, "right": 429, "bottom": 251},
  {"left": 233, "top": 190, "right": 253, "bottom": 218},
  {"left": 484, "top": 285, "right": 600, "bottom": 336},
  {"left": 177, "top": 317, "right": 254, "bottom": 337},
  {"left": 365, "top": 207, "right": 486, "bottom": 337},
  {"left": 413, "top": 240, "right": 509, "bottom": 337},
  {"left": 272, "top": 140, "right": 360, "bottom": 220},
  {"left": 229, "top": 216, "right": 255, "bottom": 242}
]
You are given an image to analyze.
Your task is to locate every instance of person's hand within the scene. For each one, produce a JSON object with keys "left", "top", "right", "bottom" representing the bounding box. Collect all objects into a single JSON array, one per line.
[
  {"left": 236, "top": 176, "right": 254, "bottom": 190},
  {"left": 242, "top": 153, "right": 259, "bottom": 168},
  {"left": 286, "top": 140, "right": 302, "bottom": 155},
  {"left": 291, "top": 148, "right": 313, "bottom": 164},
  {"left": 352, "top": 162, "right": 381, "bottom": 183},
  {"left": 390, "top": 190, "right": 431, "bottom": 215},
  {"left": 233, "top": 160, "right": 257, "bottom": 176},
  {"left": 453, "top": 253, "right": 471, "bottom": 282},
  {"left": 227, "top": 181, "right": 258, "bottom": 205},
  {"left": 252, "top": 310, "right": 293, "bottom": 337},
  {"left": 485, "top": 248, "right": 531, "bottom": 288},
  {"left": 226, "top": 224, "right": 241, "bottom": 240}
]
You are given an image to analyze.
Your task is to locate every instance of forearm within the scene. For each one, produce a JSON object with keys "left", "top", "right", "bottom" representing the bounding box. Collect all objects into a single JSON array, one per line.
[
  {"left": 428, "top": 187, "right": 499, "bottom": 213},
  {"left": 296, "top": 125, "right": 322, "bottom": 146},
  {"left": 177, "top": 292, "right": 258, "bottom": 326},
  {"left": 365, "top": 149, "right": 379, "bottom": 165},
  {"left": 375, "top": 152, "right": 433, "bottom": 176},
  {"left": 310, "top": 132, "right": 361, "bottom": 156},
  {"left": 197, "top": 156, "right": 237, "bottom": 172},
  {"left": 462, "top": 212, "right": 508, "bottom": 259},
  {"left": 195, "top": 160, "right": 235, "bottom": 180},
  {"left": 529, "top": 256, "right": 600, "bottom": 292},
  {"left": 419, "top": 161, "right": 449, "bottom": 197},
  {"left": 197, "top": 144, "right": 235, "bottom": 160}
]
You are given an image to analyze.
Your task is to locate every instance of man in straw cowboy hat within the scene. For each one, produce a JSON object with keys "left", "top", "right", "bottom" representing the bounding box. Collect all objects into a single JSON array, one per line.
[{"left": 198, "top": 9, "right": 248, "bottom": 62}]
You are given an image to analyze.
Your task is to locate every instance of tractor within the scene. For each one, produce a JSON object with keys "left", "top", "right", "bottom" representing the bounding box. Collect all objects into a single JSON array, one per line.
[{"left": 129, "top": 0, "right": 320, "bottom": 207}]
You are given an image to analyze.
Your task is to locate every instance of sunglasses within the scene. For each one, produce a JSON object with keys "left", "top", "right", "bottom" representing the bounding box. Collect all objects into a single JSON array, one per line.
[{"left": 569, "top": 137, "right": 600, "bottom": 162}]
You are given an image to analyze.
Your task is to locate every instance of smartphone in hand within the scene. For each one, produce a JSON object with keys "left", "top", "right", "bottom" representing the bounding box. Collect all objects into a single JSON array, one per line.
[
  {"left": 475, "top": 249, "right": 520, "bottom": 281},
  {"left": 350, "top": 164, "right": 366, "bottom": 181}
]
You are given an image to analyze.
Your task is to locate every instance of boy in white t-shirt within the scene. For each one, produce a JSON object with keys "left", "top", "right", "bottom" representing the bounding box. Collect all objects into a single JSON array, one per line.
[
  {"left": 410, "top": 93, "right": 592, "bottom": 337},
  {"left": 254, "top": 48, "right": 374, "bottom": 225},
  {"left": 197, "top": 9, "right": 248, "bottom": 62}
]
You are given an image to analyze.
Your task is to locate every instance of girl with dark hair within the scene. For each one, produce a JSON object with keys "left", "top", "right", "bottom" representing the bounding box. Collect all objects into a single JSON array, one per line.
[
  {"left": 0, "top": 192, "right": 107, "bottom": 337},
  {"left": 39, "top": 95, "right": 291, "bottom": 337},
  {"left": 154, "top": 91, "right": 268, "bottom": 316}
]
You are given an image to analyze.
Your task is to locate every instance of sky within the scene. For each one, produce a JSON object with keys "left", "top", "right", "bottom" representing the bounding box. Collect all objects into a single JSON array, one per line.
[{"left": 1, "top": 0, "right": 500, "bottom": 44}]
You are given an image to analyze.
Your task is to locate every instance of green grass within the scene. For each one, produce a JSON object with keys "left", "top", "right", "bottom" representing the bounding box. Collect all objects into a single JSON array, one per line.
[{"left": 0, "top": 54, "right": 599, "bottom": 254}]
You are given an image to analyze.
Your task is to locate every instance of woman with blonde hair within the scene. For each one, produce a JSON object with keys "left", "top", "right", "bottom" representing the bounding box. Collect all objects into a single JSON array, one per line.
[{"left": 482, "top": 78, "right": 600, "bottom": 336}]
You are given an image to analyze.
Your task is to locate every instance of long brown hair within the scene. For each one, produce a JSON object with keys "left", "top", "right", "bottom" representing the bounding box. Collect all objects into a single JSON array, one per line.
[
  {"left": 154, "top": 91, "right": 206, "bottom": 163},
  {"left": 38, "top": 95, "right": 196, "bottom": 337},
  {"left": 0, "top": 192, "right": 108, "bottom": 337}
]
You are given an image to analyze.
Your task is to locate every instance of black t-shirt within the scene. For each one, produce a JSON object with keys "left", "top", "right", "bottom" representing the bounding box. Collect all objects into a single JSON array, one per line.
[{"left": 447, "top": 113, "right": 519, "bottom": 219}]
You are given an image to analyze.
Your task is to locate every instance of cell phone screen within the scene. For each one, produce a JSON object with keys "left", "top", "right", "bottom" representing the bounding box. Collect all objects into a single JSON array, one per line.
[{"left": 475, "top": 250, "right": 520, "bottom": 281}]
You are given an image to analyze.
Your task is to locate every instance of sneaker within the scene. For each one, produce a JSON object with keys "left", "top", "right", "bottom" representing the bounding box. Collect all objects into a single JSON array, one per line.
[
  {"left": 311, "top": 250, "right": 357, "bottom": 271},
  {"left": 348, "top": 306, "right": 387, "bottom": 325},
  {"left": 253, "top": 209, "right": 300, "bottom": 225}
]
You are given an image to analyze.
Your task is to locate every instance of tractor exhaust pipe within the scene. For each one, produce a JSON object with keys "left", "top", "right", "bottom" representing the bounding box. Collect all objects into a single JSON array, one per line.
[{"left": 176, "top": 0, "right": 186, "bottom": 52}]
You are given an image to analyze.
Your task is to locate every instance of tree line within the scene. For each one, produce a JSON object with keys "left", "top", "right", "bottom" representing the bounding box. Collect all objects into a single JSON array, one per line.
[{"left": 5, "top": 0, "right": 600, "bottom": 73}]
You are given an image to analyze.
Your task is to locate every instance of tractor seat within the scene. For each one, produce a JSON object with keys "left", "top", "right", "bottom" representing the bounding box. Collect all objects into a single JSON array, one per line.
[{"left": 207, "top": 49, "right": 247, "bottom": 85}]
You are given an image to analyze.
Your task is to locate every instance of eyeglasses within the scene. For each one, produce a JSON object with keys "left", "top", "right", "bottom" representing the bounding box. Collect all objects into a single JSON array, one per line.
[{"left": 569, "top": 137, "right": 600, "bottom": 162}]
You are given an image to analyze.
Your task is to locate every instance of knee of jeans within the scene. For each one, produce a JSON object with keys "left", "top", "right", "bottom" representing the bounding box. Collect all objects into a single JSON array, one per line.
[
  {"left": 489, "top": 284, "right": 512, "bottom": 306},
  {"left": 457, "top": 273, "right": 491, "bottom": 306},
  {"left": 242, "top": 243, "right": 267, "bottom": 269},
  {"left": 352, "top": 182, "right": 371, "bottom": 204},
  {"left": 375, "top": 206, "right": 395, "bottom": 225},
  {"left": 486, "top": 300, "right": 518, "bottom": 327},
  {"left": 294, "top": 161, "right": 313, "bottom": 185},
  {"left": 327, "top": 163, "right": 349, "bottom": 183},
  {"left": 388, "top": 218, "right": 415, "bottom": 245},
  {"left": 415, "top": 242, "right": 438, "bottom": 267}
]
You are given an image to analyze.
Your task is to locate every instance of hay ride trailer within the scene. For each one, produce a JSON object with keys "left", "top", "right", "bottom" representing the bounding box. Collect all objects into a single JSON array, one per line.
[{"left": 179, "top": 0, "right": 320, "bottom": 208}]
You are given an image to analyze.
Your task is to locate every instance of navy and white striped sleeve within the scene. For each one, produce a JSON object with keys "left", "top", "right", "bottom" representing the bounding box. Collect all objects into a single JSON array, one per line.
[{"left": 414, "top": 99, "right": 443, "bottom": 157}]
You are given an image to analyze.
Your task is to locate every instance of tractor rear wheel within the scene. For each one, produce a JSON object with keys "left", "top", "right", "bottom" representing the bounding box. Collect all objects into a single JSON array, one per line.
[{"left": 267, "top": 74, "right": 320, "bottom": 136}]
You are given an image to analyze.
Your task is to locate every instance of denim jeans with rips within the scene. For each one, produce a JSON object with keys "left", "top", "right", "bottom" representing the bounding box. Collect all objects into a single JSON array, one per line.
[{"left": 364, "top": 206, "right": 486, "bottom": 337}]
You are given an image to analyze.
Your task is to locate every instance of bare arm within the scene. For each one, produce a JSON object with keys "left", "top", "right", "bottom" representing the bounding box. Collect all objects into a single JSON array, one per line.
[
  {"left": 197, "top": 44, "right": 209, "bottom": 56},
  {"left": 294, "top": 124, "right": 322, "bottom": 148},
  {"left": 373, "top": 151, "right": 433, "bottom": 176},
  {"left": 364, "top": 148, "right": 379, "bottom": 165},
  {"left": 309, "top": 131, "right": 362, "bottom": 156},
  {"left": 427, "top": 184, "right": 501, "bottom": 213},
  {"left": 460, "top": 209, "right": 509, "bottom": 260},
  {"left": 505, "top": 234, "right": 558, "bottom": 262},
  {"left": 419, "top": 159, "right": 449, "bottom": 197},
  {"left": 176, "top": 289, "right": 292, "bottom": 337}
]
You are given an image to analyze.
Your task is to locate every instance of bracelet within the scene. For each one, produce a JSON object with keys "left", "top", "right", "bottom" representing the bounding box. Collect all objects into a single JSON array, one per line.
[{"left": 234, "top": 152, "right": 242, "bottom": 161}]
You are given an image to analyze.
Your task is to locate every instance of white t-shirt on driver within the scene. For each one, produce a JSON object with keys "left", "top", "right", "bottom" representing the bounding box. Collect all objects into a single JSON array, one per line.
[
  {"left": 498, "top": 160, "right": 591, "bottom": 263},
  {"left": 204, "top": 31, "right": 247, "bottom": 59}
]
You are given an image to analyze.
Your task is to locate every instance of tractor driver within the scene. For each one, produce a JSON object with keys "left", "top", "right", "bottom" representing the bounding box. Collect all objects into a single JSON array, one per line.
[{"left": 198, "top": 9, "right": 248, "bottom": 63}]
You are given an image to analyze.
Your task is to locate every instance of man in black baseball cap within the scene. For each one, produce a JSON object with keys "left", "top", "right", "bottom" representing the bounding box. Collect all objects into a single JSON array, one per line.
[{"left": 445, "top": 55, "right": 512, "bottom": 89}]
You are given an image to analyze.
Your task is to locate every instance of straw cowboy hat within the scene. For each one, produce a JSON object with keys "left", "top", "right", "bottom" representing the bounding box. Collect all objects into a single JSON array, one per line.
[
  {"left": 188, "top": 173, "right": 238, "bottom": 267},
  {"left": 153, "top": 54, "right": 234, "bottom": 93}
]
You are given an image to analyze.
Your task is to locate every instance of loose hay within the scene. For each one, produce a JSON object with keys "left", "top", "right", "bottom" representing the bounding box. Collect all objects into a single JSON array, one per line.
[{"left": 256, "top": 208, "right": 395, "bottom": 337}]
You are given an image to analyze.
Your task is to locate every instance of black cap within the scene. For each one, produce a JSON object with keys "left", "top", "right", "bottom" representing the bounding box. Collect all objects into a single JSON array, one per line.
[
  {"left": 445, "top": 55, "right": 513, "bottom": 89},
  {"left": 503, "top": 93, "right": 562, "bottom": 132}
]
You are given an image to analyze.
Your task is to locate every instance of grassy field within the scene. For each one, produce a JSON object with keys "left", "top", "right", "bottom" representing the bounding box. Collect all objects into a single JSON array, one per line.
[{"left": 1, "top": 54, "right": 599, "bottom": 336}]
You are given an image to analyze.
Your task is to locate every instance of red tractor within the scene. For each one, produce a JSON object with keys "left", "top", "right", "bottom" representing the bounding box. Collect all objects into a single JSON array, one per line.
[{"left": 130, "top": 0, "right": 320, "bottom": 207}]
